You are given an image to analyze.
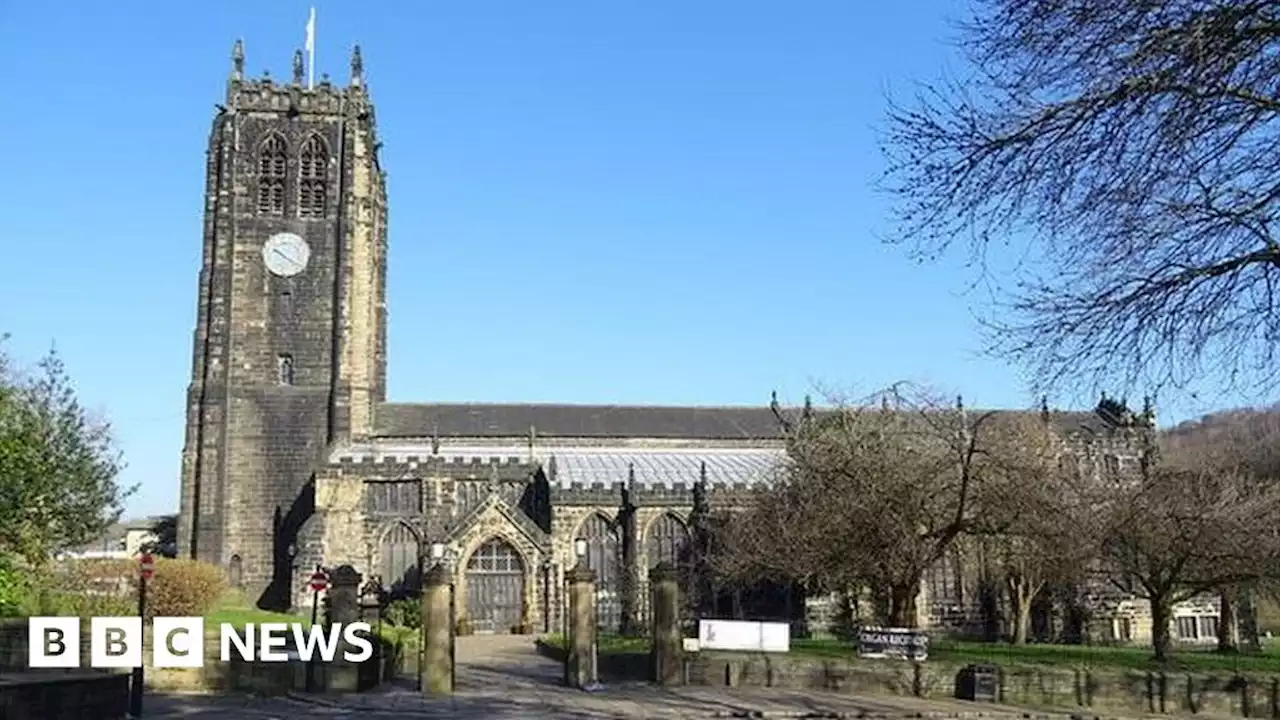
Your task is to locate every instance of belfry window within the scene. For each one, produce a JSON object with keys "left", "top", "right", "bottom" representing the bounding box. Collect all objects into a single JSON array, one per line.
[
  {"left": 257, "top": 134, "right": 288, "bottom": 215},
  {"left": 277, "top": 354, "right": 295, "bottom": 385},
  {"left": 298, "top": 135, "right": 328, "bottom": 218}
]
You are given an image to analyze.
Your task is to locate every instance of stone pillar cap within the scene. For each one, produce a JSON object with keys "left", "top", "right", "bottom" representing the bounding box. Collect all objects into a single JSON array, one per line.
[
  {"left": 566, "top": 564, "right": 596, "bottom": 584},
  {"left": 424, "top": 562, "right": 451, "bottom": 587},
  {"left": 330, "top": 564, "right": 362, "bottom": 587},
  {"left": 649, "top": 561, "right": 680, "bottom": 582}
]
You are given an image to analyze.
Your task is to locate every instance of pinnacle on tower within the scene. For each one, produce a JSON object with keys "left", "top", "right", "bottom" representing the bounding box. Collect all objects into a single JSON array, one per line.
[
  {"left": 293, "top": 50, "right": 305, "bottom": 85},
  {"left": 231, "top": 39, "right": 245, "bottom": 81},
  {"left": 350, "top": 45, "right": 364, "bottom": 86}
]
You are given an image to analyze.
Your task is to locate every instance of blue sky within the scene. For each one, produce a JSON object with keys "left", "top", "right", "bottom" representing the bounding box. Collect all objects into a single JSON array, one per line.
[{"left": 0, "top": 2, "right": 1252, "bottom": 518}]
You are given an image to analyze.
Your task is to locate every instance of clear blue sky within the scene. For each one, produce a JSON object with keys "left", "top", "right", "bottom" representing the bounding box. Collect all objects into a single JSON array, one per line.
[{"left": 0, "top": 2, "right": 1249, "bottom": 518}]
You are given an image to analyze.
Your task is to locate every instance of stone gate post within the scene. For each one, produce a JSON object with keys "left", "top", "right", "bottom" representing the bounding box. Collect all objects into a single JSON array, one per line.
[
  {"left": 649, "top": 562, "right": 683, "bottom": 685},
  {"left": 325, "top": 565, "right": 363, "bottom": 692},
  {"left": 566, "top": 565, "right": 599, "bottom": 689},
  {"left": 326, "top": 565, "right": 362, "bottom": 624},
  {"left": 421, "top": 563, "right": 455, "bottom": 695}
]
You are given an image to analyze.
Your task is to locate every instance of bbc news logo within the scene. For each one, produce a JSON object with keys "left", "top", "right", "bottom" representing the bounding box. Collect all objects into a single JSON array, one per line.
[{"left": 28, "top": 617, "right": 375, "bottom": 668}]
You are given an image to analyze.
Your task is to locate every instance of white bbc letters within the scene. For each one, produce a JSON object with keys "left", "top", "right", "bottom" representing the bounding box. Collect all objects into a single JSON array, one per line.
[
  {"left": 90, "top": 616, "right": 142, "bottom": 668},
  {"left": 27, "top": 617, "right": 376, "bottom": 667},
  {"left": 153, "top": 617, "right": 204, "bottom": 668},
  {"left": 28, "top": 617, "right": 80, "bottom": 668}
]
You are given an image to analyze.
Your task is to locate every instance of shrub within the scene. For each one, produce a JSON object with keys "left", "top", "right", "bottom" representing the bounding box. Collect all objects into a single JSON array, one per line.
[
  {"left": 384, "top": 597, "right": 421, "bottom": 629},
  {"left": 0, "top": 555, "right": 30, "bottom": 617},
  {"left": 27, "top": 559, "right": 134, "bottom": 617},
  {"left": 145, "top": 559, "right": 224, "bottom": 620}
]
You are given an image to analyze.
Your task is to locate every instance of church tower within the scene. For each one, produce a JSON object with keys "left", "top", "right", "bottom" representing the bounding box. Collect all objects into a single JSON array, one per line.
[{"left": 178, "top": 42, "right": 388, "bottom": 609}]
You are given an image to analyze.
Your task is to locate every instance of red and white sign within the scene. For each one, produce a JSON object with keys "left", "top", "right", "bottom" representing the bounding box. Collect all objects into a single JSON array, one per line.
[
  {"left": 139, "top": 553, "right": 155, "bottom": 581},
  {"left": 309, "top": 568, "right": 329, "bottom": 593}
]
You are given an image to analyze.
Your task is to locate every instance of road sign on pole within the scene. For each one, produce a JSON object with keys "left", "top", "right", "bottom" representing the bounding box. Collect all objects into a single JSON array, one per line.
[
  {"left": 131, "top": 552, "right": 153, "bottom": 716},
  {"left": 306, "top": 565, "right": 328, "bottom": 692}
]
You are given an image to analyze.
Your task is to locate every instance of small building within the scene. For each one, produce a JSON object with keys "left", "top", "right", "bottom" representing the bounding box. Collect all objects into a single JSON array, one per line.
[{"left": 59, "top": 516, "right": 173, "bottom": 560}]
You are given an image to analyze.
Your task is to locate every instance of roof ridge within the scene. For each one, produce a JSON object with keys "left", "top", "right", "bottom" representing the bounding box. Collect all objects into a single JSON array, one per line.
[{"left": 380, "top": 401, "right": 779, "bottom": 411}]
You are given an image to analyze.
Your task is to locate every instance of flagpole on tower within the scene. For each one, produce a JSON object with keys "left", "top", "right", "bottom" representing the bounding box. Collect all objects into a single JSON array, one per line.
[{"left": 305, "top": 7, "right": 316, "bottom": 89}]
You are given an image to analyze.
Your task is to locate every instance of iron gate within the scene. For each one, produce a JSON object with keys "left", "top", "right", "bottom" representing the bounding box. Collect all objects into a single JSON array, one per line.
[
  {"left": 580, "top": 514, "right": 622, "bottom": 632},
  {"left": 466, "top": 537, "right": 525, "bottom": 634},
  {"left": 643, "top": 513, "right": 691, "bottom": 627}
]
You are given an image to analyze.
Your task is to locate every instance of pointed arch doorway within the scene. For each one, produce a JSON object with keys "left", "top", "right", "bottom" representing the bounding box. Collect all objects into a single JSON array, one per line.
[
  {"left": 466, "top": 537, "right": 526, "bottom": 634},
  {"left": 380, "top": 523, "right": 422, "bottom": 596}
]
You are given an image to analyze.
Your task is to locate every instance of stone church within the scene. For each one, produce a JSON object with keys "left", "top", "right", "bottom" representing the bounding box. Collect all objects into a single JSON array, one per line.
[{"left": 177, "top": 43, "right": 1216, "bottom": 642}]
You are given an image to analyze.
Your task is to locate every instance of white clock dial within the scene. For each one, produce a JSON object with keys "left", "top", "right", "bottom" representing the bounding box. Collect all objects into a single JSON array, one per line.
[{"left": 263, "top": 233, "right": 311, "bottom": 277}]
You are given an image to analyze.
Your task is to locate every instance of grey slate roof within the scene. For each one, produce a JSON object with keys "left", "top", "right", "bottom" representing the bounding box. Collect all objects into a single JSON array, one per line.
[
  {"left": 374, "top": 402, "right": 784, "bottom": 440},
  {"left": 374, "top": 402, "right": 1119, "bottom": 442}
]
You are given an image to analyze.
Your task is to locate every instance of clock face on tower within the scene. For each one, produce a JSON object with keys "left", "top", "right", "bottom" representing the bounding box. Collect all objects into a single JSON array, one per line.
[{"left": 262, "top": 233, "right": 311, "bottom": 277}]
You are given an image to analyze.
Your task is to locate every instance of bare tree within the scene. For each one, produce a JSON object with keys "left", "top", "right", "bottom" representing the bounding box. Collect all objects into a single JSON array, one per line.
[
  {"left": 715, "top": 386, "right": 1002, "bottom": 628},
  {"left": 712, "top": 473, "right": 834, "bottom": 595},
  {"left": 1098, "top": 460, "right": 1280, "bottom": 661},
  {"left": 1162, "top": 406, "right": 1280, "bottom": 652},
  {"left": 881, "top": 0, "right": 1280, "bottom": 395},
  {"left": 974, "top": 413, "right": 1102, "bottom": 644}
]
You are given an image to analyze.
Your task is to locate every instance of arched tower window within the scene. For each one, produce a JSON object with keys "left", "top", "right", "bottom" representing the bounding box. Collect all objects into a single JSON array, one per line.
[
  {"left": 227, "top": 554, "right": 243, "bottom": 588},
  {"left": 276, "top": 354, "right": 294, "bottom": 386},
  {"left": 298, "top": 135, "right": 328, "bottom": 218},
  {"left": 257, "top": 134, "right": 288, "bottom": 215}
]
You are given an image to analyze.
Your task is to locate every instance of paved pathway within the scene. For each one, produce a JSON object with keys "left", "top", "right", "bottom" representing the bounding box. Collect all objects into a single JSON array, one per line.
[{"left": 143, "top": 636, "right": 1086, "bottom": 719}]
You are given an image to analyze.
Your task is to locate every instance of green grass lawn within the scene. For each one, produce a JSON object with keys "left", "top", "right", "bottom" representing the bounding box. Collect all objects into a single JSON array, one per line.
[
  {"left": 202, "top": 592, "right": 310, "bottom": 629},
  {"left": 543, "top": 633, "right": 1280, "bottom": 674}
]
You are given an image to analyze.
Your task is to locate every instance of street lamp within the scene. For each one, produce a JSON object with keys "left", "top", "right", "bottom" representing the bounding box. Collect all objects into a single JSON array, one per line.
[
  {"left": 574, "top": 537, "right": 587, "bottom": 558},
  {"left": 430, "top": 542, "right": 445, "bottom": 562}
]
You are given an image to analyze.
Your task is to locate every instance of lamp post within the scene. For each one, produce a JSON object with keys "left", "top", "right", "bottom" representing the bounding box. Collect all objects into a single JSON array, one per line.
[
  {"left": 566, "top": 537, "right": 587, "bottom": 639},
  {"left": 542, "top": 559, "right": 553, "bottom": 633}
]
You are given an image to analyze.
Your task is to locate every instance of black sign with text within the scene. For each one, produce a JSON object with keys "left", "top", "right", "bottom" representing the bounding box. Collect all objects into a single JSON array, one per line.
[{"left": 856, "top": 627, "right": 929, "bottom": 661}]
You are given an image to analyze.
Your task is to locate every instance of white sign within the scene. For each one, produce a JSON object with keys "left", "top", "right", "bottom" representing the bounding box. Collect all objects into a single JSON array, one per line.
[
  {"left": 682, "top": 638, "right": 700, "bottom": 652},
  {"left": 698, "top": 619, "right": 790, "bottom": 653},
  {"left": 27, "top": 617, "right": 375, "bottom": 668}
]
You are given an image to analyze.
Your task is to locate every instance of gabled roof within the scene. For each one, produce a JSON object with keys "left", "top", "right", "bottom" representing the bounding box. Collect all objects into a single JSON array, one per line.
[
  {"left": 449, "top": 489, "right": 548, "bottom": 550},
  {"left": 373, "top": 401, "right": 1128, "bottom": 443},
  {"left": 375, "top": 402, "right": 783, "bottom": 440}
]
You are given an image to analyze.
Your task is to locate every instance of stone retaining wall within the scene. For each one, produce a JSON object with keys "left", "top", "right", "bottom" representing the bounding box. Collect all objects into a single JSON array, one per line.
[
  {"left": 533, "top": 640, "right": 1280, "bottom": 717},
  {"left": 689, "top": 651, "right": 1280, "bottom": 717},
  {"left": 0, "top": 618, "right": 94, "bottom": 671},
  {"left": 0, "top": 671, "right": 130, "bottom": 720}
]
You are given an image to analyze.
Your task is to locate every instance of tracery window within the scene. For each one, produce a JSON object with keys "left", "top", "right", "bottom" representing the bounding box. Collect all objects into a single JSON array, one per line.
[
  {"left": 298, "top": 134, "right": 328, "bottom": 218},
  {"left": 257, "top": 134, "right": 288, "bottom": 215},
  {"left": 277, "top": 354, "right": 294, "bottom": 385},
  {"left": 1103, "top": 454, "right": 1121, "bottom": 479}
]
